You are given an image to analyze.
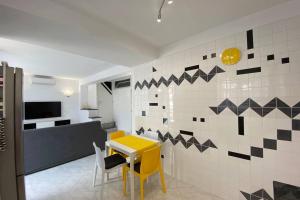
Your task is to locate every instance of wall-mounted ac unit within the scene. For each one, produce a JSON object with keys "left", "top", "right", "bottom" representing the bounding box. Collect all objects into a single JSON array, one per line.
[{"left": 31, "top": 75, "right": 56, "bottom": 85}]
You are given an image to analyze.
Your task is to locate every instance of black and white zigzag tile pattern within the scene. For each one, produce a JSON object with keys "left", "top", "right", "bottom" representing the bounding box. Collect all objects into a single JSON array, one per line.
[
  {"left": 250, "top": 128, "right": 297, "bottom": 159},
  {"left": 209, "top": 98, "right": 300, "bottom": 118},
  {"left": 136, "top": 127, "right": 217, "bottom": 153},
  {"left": 226, "top": 128, "right": 297, "bottom": 161},
  {"left": 135, "top": 127, "right": 145, "bottom": 135},
  {"left": 273, "top": 181, "right": 300, "bottom": 200},
  {"left": 134, "top": 65, "right": 225, "bottom": 90},
  {"left": 241, "top": 189, "right": 273, "bottom": 200},
  {"left": 241, "top": 181, "right": 300, "bottom": 200},
  {"left": 209, "top": 98, "right": 300, "bottom": 160}
]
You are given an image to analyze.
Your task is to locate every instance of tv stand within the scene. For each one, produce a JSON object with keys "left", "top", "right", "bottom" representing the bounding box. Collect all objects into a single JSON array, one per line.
[{"left": 24, "top": 119, "right": 71, "bottom": 130}]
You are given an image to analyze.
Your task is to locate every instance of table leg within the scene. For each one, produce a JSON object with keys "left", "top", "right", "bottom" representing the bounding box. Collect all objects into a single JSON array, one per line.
[
  {"left": 130, "top": 154, "right": 135, "bottom": 200},
  {"left": 105, "top": 145, "right": 109, "bottom": 157}
]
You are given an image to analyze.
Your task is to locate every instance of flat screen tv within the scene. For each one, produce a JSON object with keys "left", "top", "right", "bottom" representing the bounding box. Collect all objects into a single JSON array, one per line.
[{"left": 25, "top": 101, "right": 61, "bottom": 120}]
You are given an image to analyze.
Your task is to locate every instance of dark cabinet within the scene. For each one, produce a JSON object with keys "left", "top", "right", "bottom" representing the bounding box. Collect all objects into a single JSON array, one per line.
[
  {"left": 55, "top": 119, "right": 71, "bottom": 126},
  {"left": 24, "top": 123, "right": 36, "bottom": 130}
]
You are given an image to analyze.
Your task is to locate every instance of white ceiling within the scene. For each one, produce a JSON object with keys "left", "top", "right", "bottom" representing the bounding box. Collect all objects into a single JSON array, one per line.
[
  {"left": 0, "top": 0, "right": 291, "bottom": 79},
  {"left": 64, "top": 0, "right": 289, "bottom": 47},
  {"left": 0, "top": 38, "right": 117, "bottom": 79}
]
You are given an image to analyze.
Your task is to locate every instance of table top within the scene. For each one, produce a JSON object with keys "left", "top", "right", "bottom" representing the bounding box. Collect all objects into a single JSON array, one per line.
[{"left": 106, "top": 135, "right": 159, "bottom": 155}]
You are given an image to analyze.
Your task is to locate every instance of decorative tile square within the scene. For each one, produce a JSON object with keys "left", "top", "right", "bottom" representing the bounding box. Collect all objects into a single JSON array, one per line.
[
  {"left": 263, "top": 138, "right": 277, "bottom": 150},
  {"left": 281, "top": 57, "right": 290, "bottom": 64},
  {"left": 277, "top": 129, "right": 292, "bottom": 141},
  {"left": 251, "top": 146, "right": 264, "bottom": 158},
  {"left": 292, "top": 119, "right": 300, "bottom": 130}
]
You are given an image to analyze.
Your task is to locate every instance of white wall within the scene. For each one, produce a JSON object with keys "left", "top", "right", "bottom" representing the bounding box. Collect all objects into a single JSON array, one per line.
[
  {"left": 97, "top": 83, "right": 113, "bottom": 123},
  {"left": 161, "top": 0, "right": 300, "bottom": 56},
  {"left": 113, "top": 83, "right": 132, "bottom": 133},
  {"left": 132, "top": 12, "right": 300, "bottom": 200},
  {"left": 23, "top": 74, "right": 80, "bottom": 123}
]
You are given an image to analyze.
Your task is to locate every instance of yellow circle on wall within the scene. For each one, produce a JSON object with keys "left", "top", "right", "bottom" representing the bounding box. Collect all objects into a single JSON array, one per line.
[{"left": 221, "top": 48, "right": 241, "bottom": 65}]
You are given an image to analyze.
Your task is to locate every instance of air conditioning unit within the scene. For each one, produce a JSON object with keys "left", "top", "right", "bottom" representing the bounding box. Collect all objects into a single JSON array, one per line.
[{"left": 31, "top": 75, "right": 56, "bottom": 85}]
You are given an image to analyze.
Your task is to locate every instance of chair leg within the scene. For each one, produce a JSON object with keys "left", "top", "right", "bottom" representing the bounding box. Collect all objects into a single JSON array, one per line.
[
  {"left": 101, "top": 170, "right": 105, "bottom": 185},
  {"left": 122, "top": 167, "right": 127, "bottom": 195},
  {"left": 159, "top": 168, "right": 167, "bottom": 193},
  {"left": 93, "top": 165, "right": 98, "bottom": 187},
  {"left": 107, "top": 172, "right": 109, "bottom": 181},
  {"left": 140, "top": 177, "right": 144, "bottom": 200}
]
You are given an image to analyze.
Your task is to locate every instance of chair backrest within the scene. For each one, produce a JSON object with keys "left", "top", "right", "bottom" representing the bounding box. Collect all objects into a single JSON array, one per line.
[
  {"left": 140, "top": 145, "right": 161, "bottom": 175},
  {"left": 109, "top": 130, "right": 125, "bottom": 140},
  {"left": 93, "top": 142, "right": 105, "bottom": 169},
  {"left": 143, "top": 131, "right": 159, "bottom": 140}
]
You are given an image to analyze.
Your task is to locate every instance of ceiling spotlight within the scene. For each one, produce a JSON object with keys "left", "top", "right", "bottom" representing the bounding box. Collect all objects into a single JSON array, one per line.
[
  {"left": 157, "top": 13, "right": 162, "bottom": 23},
  {"left": 157, "top": 0, "right": 173, "bottom": 23},
  {"left": 157, "top": 0, "right": 165, "bottom": 23}
]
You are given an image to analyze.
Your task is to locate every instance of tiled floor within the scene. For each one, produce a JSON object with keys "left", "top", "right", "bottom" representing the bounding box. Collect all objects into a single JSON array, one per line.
[{"left": 25, "top": 155, "right": 223, "bottom": 200}]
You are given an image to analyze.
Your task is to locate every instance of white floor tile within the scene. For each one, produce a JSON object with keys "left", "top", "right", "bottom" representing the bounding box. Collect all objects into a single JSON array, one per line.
[{"left": 25, "top": 155, "right": 223, "bottom": 200}]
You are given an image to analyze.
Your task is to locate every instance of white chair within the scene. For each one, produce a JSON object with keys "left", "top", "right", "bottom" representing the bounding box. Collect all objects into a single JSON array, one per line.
[
  {"left": 143, "top": 130, "right": 159, "bottom": 140},
  {"left": 92, "top": 142, "right": 126, "bottom": 187}
]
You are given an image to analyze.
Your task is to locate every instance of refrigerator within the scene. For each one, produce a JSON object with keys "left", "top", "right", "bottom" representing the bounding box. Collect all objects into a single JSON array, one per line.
[{"left": 0, "top": 61, "right": 26, "bottom": 200}]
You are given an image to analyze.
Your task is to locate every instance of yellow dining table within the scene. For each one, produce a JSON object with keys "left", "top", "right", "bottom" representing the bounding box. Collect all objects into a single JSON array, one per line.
[{"left": 105, "top": 134, "right": 160, "bottom": 200}]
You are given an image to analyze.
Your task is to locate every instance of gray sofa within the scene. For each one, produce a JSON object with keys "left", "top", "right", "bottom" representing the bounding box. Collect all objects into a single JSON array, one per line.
[{"left": 23, "top": 121, "right": 107, "bottom": 175}]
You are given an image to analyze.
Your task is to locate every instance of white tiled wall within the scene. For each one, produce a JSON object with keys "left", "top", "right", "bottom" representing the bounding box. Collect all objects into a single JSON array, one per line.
[
  {"left": 23, "top": 75, "right": 80, "bottom": 123},
  {"left": 132, "top": 15, "right": 300, "bottom": 200}
]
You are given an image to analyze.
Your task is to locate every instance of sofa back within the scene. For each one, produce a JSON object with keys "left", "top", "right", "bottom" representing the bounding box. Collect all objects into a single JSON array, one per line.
[{"left": 24, "top": 121, "right": 107, "bottom": 175}]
